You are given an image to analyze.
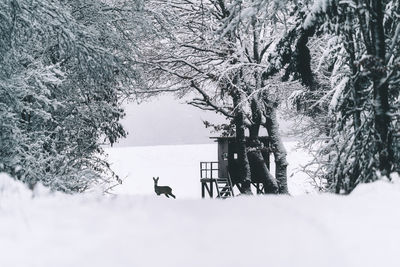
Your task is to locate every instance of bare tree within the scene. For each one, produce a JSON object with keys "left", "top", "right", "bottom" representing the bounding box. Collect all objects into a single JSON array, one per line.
[{"left": 138, "top": 0, "right": 299, "bottom": 194}]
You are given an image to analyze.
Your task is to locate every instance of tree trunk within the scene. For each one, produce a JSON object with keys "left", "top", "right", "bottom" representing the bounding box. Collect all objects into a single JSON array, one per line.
[
  {"left": 232, "top": 93, "right": 252, "bottom": 194},
  {"left": 263, "top": 104, "right": 289, "bottom": 194},
  {"left": 371, "top": 0, "right": 392, "bottom": 176},
  {"left": 247, "top": 139, "right": 279, "bottom": 194},
  {"left": 345, "top": 16, "right": 362, "bottom": 190},
  {"left": 248, "top": 99, "right": 279, "bottom": 194}
]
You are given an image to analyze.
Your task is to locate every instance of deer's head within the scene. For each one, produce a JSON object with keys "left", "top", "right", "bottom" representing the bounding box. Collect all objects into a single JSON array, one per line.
[{"left": 153, "top": 177, "right": 159, "bottom": 185}]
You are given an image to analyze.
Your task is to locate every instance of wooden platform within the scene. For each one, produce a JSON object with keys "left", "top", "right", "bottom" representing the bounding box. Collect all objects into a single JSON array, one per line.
[
  {"left": 200, "top": 161, "right": 272, "bottom": 197},
  {"left": 200, "top": 162, "right": 234, "bottom": 199}
]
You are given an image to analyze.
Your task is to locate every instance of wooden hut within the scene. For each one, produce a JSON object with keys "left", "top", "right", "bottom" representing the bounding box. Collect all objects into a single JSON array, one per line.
[{"left": 200, "top": 136, "right": 272, "bottom": 198}]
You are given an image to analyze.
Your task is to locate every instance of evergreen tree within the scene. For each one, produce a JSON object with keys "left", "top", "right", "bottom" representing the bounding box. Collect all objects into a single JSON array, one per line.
[{"left": 0, "top": 0, "right": 144, "bottom": 192}]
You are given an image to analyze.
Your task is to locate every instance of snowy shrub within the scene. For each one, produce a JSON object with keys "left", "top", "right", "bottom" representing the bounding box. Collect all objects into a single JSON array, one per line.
[{"left": 0, "top": 0, "right": 138, "bottom": 192}]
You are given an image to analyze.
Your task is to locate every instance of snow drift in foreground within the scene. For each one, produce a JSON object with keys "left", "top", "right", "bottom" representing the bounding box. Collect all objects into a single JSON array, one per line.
[{"left": 1, "top": 172, "right": 400, "bottom": 267}]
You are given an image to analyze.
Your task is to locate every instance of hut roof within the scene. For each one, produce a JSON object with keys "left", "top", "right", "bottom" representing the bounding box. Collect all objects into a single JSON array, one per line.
[{"left": 210, "top": 136, "right": 271, "bottom": 141}]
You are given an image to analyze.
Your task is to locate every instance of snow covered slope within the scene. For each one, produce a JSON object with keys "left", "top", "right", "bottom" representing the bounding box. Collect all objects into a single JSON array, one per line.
[
  {"left": 105, "top": 141, "right": 315, "bottom": 198},
  {"left": 1, "top": 172, "right": 400, "bottom": 267}
]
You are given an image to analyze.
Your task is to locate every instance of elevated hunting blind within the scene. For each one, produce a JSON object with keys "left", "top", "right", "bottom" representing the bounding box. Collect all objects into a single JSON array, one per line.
[{"left": 200, "top": 136, "right": 272, "bottom": 198}]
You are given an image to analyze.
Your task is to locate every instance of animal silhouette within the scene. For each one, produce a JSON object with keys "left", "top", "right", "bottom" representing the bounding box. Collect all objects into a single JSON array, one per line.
[{"left": 153, "top": 177, "right": 176, "bottom": 198}]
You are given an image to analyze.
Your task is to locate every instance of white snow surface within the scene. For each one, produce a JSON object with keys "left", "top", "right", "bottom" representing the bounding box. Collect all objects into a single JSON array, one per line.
[
  {"left": 106, "top": 141, "right": 315, "bottom": 198},
  {"left": 1, "top": 144, "right": 400, "bottom": 267}
]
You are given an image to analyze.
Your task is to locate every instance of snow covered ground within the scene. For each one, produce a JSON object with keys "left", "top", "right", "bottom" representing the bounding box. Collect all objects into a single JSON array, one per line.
[
  {"left": 1, "top": 143, "right": 399, "bottom": 267},
  {"left": 106, "top": 141, "right": 315, "bottom": 198}
]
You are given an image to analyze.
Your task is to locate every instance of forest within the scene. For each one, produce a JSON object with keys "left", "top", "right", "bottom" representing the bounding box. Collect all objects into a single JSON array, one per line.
[
  {"left": 1, "top": 1, "right": 400, "bottom": 266},
  {"left": 1, "top": 0, "right": 399, "bottom": 194}
]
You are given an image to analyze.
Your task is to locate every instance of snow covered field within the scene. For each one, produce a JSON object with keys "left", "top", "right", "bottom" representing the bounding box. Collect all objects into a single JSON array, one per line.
[
  {"left": 1, "top": 143, "right": 399, "bottom": 267},
  {"left": 106, "top": 141, "right": 315, "bottom": 198}
]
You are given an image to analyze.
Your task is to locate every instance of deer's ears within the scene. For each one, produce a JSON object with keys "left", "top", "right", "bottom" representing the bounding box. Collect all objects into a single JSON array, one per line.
[{"left": 153, "top": 177, "right": 159, "bottom": 181}]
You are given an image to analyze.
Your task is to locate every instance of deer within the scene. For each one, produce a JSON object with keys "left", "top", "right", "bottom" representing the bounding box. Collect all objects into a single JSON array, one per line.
[{"left": 153, "top": 177, "right": 176, "bottom": 198}]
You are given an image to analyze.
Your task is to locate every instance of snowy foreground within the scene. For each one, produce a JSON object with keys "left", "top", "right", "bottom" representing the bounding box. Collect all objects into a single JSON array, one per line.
[{"left": 1, "top": 143, "right": 400, "bottom": 267}]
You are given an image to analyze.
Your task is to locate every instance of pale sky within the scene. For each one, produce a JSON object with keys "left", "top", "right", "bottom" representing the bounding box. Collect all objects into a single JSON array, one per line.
[
  {"left": 114, "top": 93, "right": 296, "bottom": 147},
  {"left": 114, "top": 94, "right": 227, "bottom": 147}
]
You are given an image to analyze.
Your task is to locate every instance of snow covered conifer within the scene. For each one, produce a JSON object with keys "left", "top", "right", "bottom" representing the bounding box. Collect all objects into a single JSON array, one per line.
[{"left": 0, "top": 0, "right": 143, "bottom": 192}]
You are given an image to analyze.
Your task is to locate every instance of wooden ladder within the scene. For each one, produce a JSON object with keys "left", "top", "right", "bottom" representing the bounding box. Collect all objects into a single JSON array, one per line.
[{"left": 215, "top": 177, "right": 234, "bottom": 199}]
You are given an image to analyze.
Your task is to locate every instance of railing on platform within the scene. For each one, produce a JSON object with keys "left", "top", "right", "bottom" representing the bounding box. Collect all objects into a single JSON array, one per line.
[{"left": 200, "top": 161, "right": 234, "bottom": 198}]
